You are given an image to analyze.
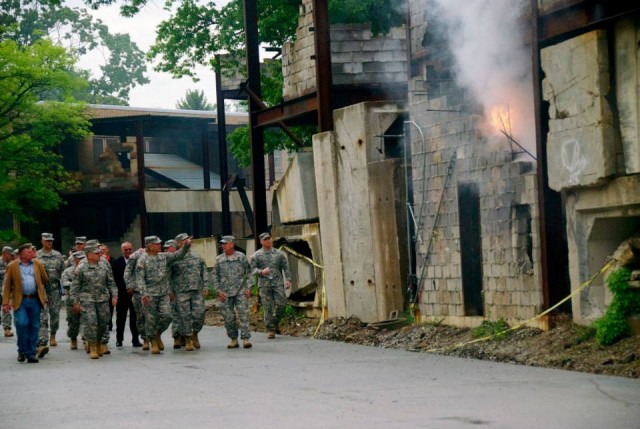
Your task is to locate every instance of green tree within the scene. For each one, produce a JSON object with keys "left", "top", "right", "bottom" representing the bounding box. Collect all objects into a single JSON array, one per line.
[
  {"left": 176, "top": 89, "right": 215, "bottom": 110},
  {"left": 0, "top": 0, "right": 149, "bottom": 105},
  {"left": 0, "top": 40, "right": 92, "bottom": 233}
]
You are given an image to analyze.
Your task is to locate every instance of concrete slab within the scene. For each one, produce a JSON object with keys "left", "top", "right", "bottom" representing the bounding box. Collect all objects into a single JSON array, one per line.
[{"left": 1, "top": 309, "right": 638, "bottom": 429}]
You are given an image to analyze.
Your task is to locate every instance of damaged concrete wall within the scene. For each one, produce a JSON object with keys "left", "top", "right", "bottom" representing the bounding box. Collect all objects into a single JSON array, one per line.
[
  {"left": 542, "top": 21, "right": 640, "bottom": 324},
  {"left": 282, "top": 0, "right": 407, "bottom": 100},
  {"left": 313, "top": 102, "right": 407, "bottom": 323}
]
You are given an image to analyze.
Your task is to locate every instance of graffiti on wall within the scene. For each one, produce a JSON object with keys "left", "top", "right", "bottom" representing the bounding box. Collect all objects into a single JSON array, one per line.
[{"left": 561, "top": 139, "right": 587, "bottom": 185}]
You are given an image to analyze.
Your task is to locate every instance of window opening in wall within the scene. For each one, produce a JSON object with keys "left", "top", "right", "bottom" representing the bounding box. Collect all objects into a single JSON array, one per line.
[
  {"left": 457, "top": 182, "right": 484, "bottom": 316},
  {"left": 383, "top": 116, "right": 407, "bottom": 159}
]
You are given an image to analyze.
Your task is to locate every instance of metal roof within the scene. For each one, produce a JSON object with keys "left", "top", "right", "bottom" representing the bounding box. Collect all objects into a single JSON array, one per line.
[
  {"left": 144, "top": 153, "right": 221, "bottom": 190},
  {"left": 87, "top": 104, "right": 248, "bottom": 125}
]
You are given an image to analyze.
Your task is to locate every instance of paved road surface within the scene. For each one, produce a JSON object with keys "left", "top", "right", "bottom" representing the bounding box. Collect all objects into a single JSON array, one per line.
[{"left": 1, "top": 310, "right": 638, "bottom": 429}]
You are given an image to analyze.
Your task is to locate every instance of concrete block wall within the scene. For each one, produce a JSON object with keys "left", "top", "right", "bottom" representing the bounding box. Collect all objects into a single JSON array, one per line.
[
  {"left": 408, "top": 89, "right": 543, "bottom": 327},
  {"left": 282, "top": 0, "right": 407, "bottom": 100}
]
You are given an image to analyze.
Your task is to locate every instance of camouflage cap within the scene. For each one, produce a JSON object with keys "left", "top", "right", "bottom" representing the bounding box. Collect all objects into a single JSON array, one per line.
[
  {"left": 2, "top": 246, "right": 13, "bottom": 253},
  {"left": 144, "top": 235, "right": 162, "bottom": 246},
  {"left": 85, "top": 245, "right": 101, "bottom": 254},
  {"left": 74, "top": 236, "right": 87, "bottom": 244},
  {"left": 259, "top": 232, "right": 271, "bottom": 240},
  {"left": 174, "top": 233, "right": 189, "bottom": 242},
  {"left": 163, "top": 240, "right": 178, "bottom": 249},
  {"left": 219, "top": 235, "right": 235, "bottom": 244},
  {"left": 85, "top": 239, "right": 100, "bottom": 247},
  {"left": 72, "top": 250, "right": 86, "bottom": 259},
  {"left": 41, "top": 232, "right": 54, "bottom": 241}
]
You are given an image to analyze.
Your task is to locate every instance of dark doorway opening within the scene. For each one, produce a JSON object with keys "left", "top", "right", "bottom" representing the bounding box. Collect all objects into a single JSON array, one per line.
[{"left": 458, "top": 182, "right": 484, "bottom": 316}]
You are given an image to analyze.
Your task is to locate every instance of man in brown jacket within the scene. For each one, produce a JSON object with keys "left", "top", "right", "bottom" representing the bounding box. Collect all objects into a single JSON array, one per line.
[{"left": 2, "top": 243, "right": 48, "bottom": 363}]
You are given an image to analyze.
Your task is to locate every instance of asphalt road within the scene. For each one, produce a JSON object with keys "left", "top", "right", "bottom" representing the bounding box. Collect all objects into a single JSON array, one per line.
[{"left": 1, "top": 309, "right": 639, "bottom": 429}]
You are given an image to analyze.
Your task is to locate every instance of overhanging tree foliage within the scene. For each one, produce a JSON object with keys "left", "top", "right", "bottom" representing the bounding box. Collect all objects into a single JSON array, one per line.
[
  {"left": 0, "top": 40, "right": 92, "bottom": 238},
  {"left": 176, "top": 89, "right": 216, "bottom": 110}
]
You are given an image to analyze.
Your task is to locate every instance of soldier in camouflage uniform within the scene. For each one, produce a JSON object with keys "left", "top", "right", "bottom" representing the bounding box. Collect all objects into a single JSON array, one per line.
[
  {"left": 213, "top": 235, "right": 252, "bottom": 349},
  {"left": 124, "top": 248, "right": 148, "bottom": 349},
  {"left": 250, "top": 232, "right": 292, "bottom": 339},
  {"left": 170, "top": 233, "right": 209, "bottom": 351},
  {"left": 163, "top": 240, "right": 184, "bottom": 349},
  {"left": 0, "top": 246, "right": 15, "bottom": 337},
  {"left": 135, "top": 235, "right": 191, "bottom": 354},
  {"left": 35, "top": 232, "right": 65, "bottom": 357},
  {"left": 70, "top": 245, "right": 117, "bottom": 359},
  {"left": 64, "top": 236, "right": 86, "bottom": 268},
  {"left": 60, "top": 251, "right": 85, "bottom": 350}
]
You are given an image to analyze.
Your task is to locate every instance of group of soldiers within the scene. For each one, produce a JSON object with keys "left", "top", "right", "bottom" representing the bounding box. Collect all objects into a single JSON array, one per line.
[{"left": 2, "top": 230, "right": 293, "bottom": 362}]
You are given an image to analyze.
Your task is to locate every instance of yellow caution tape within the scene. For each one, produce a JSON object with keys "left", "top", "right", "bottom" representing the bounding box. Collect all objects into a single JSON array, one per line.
[
  {"left": 279, "top": 245, "right": 327, "bottom": 337},
  {"left": 424, "top": 259, "right": 615, "bottom": 353}
]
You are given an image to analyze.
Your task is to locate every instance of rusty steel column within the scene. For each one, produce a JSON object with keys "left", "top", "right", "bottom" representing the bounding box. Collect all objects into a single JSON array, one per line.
[
  {"left": 216, "top": 56, "right": 232, "bottom": 235},
  {"left": 243, "top": 0, "right": 267, "bottom": 247},
  {"left": 135, "top": 121, "right": 148, "bottom": 245},
  {"left": 312, "top": 0, "right": 333, "bottom": 132}
]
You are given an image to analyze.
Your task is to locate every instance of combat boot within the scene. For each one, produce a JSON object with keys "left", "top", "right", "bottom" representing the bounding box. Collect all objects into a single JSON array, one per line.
[
  {"left": 49, "top": 334, "right": 57, "bottom": 347},
  {"left": 150, "top": 338, "right": 161, "bottom": 354},
  {"left": 36, "top": 345, "right": 49, "bottom": 358},
  {"left": 84, "top": 340, "right": 90, "bottom": 353},
  {"left": 70, "top": 338, "right": 78, "bottom": 350},
  {"left": 142, "top": 339, "right": 150, "bottom": 351},
  {"left": 100, "top": 343, "right": 110, "bottom": 355},
  {"left": 173, "top": 336, "right": 183, "bottom": 349},
  {"left": 268, "top": 331, "right": 276, "bottom": 339},
  {"left": 4, "top": 328, "right": 13, "bottom": 337},
  {"left": 157, "top": 334, "right": 165, "bottom": 351},
  {"left": 243, "top": 339, "right": 252, "bottom": 349},
  {"left": 96, "top": 343, "right": 103, "bottom": 357},
  {"left": 192, "top": 331, "right": 200, "bottom": 349},
  {"left": 184, "top": 335, "right": 194, "bottom": 351},
  {"left": 227, "top": 339, "right": 239, "bottom": 349},
  {"left": 89, "top": 342, "right": 99, "bottom": 359}
]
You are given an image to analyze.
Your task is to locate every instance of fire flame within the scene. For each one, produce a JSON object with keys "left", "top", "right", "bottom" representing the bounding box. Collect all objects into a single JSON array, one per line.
[{"left": 489, "top": 104, "right": 512, "bottom": 135}]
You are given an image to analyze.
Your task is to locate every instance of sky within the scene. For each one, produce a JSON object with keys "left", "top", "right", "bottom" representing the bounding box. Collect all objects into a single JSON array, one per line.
[{"left": 75, "top": 1, "right": 218, "bottom": 109}]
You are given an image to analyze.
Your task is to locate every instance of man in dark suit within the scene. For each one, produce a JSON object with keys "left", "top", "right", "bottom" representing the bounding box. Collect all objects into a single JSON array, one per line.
[{"left": 112, "top": 242, "right": 141, "bottom": 347}]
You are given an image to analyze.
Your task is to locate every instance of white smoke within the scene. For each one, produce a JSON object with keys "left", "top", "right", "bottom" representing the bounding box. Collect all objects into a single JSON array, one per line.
[{"left": 433, "top": 0, "right": 536, "bottom": 156}]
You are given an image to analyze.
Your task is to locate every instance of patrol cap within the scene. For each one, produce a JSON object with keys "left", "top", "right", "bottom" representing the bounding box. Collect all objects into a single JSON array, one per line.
[
  {"left": 144, "top": 235, "right": 162, "bottom": 246},
  {"left": 85, "top": 239, "right": 100, "bottom": 247},
  {"left": 72, "top": 251, "right": 86, "bottom": 259},
  {"left": 74, "top": 236, "right": 87, "bottom": 244},
  {"left": 85, "top": 245, "right": 101, "bottom": 254},
  {"left": 41, "top": 232, "right": 54, "bottom": 241},
  {"left": 174, "top": 233, "right": 189, "bottom": 242},
  {"left": 259, "top": 232, "right": 271, "bottom": 240},
  {"left": 2, "top": 246, "right": 13, "bottom": 254},
  {"left": 219, "top": 235, "right": 235, "bottom": 244},
  {"left": 163, "top": 240, "right": 178, "bottom": 249}
]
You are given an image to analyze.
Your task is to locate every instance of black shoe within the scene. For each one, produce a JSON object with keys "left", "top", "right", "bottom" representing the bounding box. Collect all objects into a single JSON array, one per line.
[
  {"left": 116, "top": 341, "right": 123, "bottom": 347},
  {"left": 27, "top": 357, "right": 39, "bottom": 363},
  {"left": 132, "top": 341, "right": 142, "bottom": 348},
  {"left": 17, "top": 354, "right": 25, "bottom": 362}
]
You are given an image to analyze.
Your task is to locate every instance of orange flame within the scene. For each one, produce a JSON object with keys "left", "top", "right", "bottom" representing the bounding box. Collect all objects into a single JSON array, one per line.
[{"left": 489, "top": 104, "right": 512, "bottom": 135}]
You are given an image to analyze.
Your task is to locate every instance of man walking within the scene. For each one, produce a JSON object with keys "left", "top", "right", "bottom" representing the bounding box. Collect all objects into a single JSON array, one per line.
[
  {"left": 60, "top": 251, "right": 85, "bottom": 350},
  {"left": 36, "top": 232, "right": 65, "bottom": 357},
  {"left": 70, "top": 244, "right": 117, "bottom": 359},
  {"left": 214, "top": 235, "right": 252, "bottom": 349},
  {"left": 0, "top": 246, "right": 15, "bottom": 338},
  {"left": 250, "top": 232, "right": 292, "bottom": 339},
  {"left": 112, "top": 242, "right": 141, "bottom": 348},
  {"left": 135, "top": 235, "right": 190, "bottom": 354},
  {"left": 2, "top": 243, "right": 49, "bottom": 363},
  {"left": 171, "top": 233, "right": 208, "bottom": 351}
]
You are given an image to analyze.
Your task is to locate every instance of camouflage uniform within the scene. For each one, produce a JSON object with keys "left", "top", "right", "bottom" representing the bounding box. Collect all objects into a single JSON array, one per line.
[
  {"left": 134, "top": 244, "right": 189, "bottom": 341},
  {"left": 60, "top": 265, "right": 81, "bottom": 341},
  {"left": 250, "top": 247, "right": 292, "bottom": 333},
  {"left": 0, "top": 259, "right": 13, "bottom": 331},
  {"left": 78, "top": 255, "right": 113, "bottom": 346},
  {"left": 170, "top": 249, "right": 208, "bottom": 339},
  {"left": 36, "top": 248, "right": 65, "bottom": 346},
  {"left": 213, "top": 250, "right": 251, "bottom": 340},
  {"left": 124, "top": 252, "right": 147, "bottom": 341},
  {"left": 70, "top": 258, "right": 116, "bottom": 344}
]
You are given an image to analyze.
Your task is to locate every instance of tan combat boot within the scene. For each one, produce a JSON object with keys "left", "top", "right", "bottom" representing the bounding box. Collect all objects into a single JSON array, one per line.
[
  {"left": 84, "top": 340, "right": 90, "bottom": 353},
  {"left": 142, "top": 338, "right": 150, "bottom": 350},
  {"left": 4, "top": 328, "right": 13, "bottom": 337},
  {"left": 89, "top": 342, "right": 99, "bottom": 359},
  {"left": 173, "top": 336, "right": 183, "bottom": 349},
  {"left": 36, "top": 345, "right": 49, "bottom": 358},
  {"left": 49, "top": 334, "right": 57, "bottom": 347},
  {"left": 184, "top": 335, "right": 194, "bottom": 351},
  {"left": 70, "top": 338, "right": 78, "bottom": 350},
  {"left": 268, "top": 331, "right": 275, "bottom": 339},
  {"left": 150, "top": 338, "right": 161, "bottom": 354},
  {"left": 192, "top": 331, "right": 200, "bottom": 349},
  {"left": 157, "top": 334, "right": 164, "bottom": 351},
  {"left": 227, "top": 339, "right": 239, "bottom": 349},
  {"left": 100, "top": 343, "right": 110, "bottom": 355},
  {"left": 243, "top": 339, "right": 252, "bottom": 349}
]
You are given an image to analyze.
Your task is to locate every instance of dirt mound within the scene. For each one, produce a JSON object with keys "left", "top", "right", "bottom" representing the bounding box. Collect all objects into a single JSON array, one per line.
[{"left": 204, "top": 300, "right": 640, "bottom": 379}]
